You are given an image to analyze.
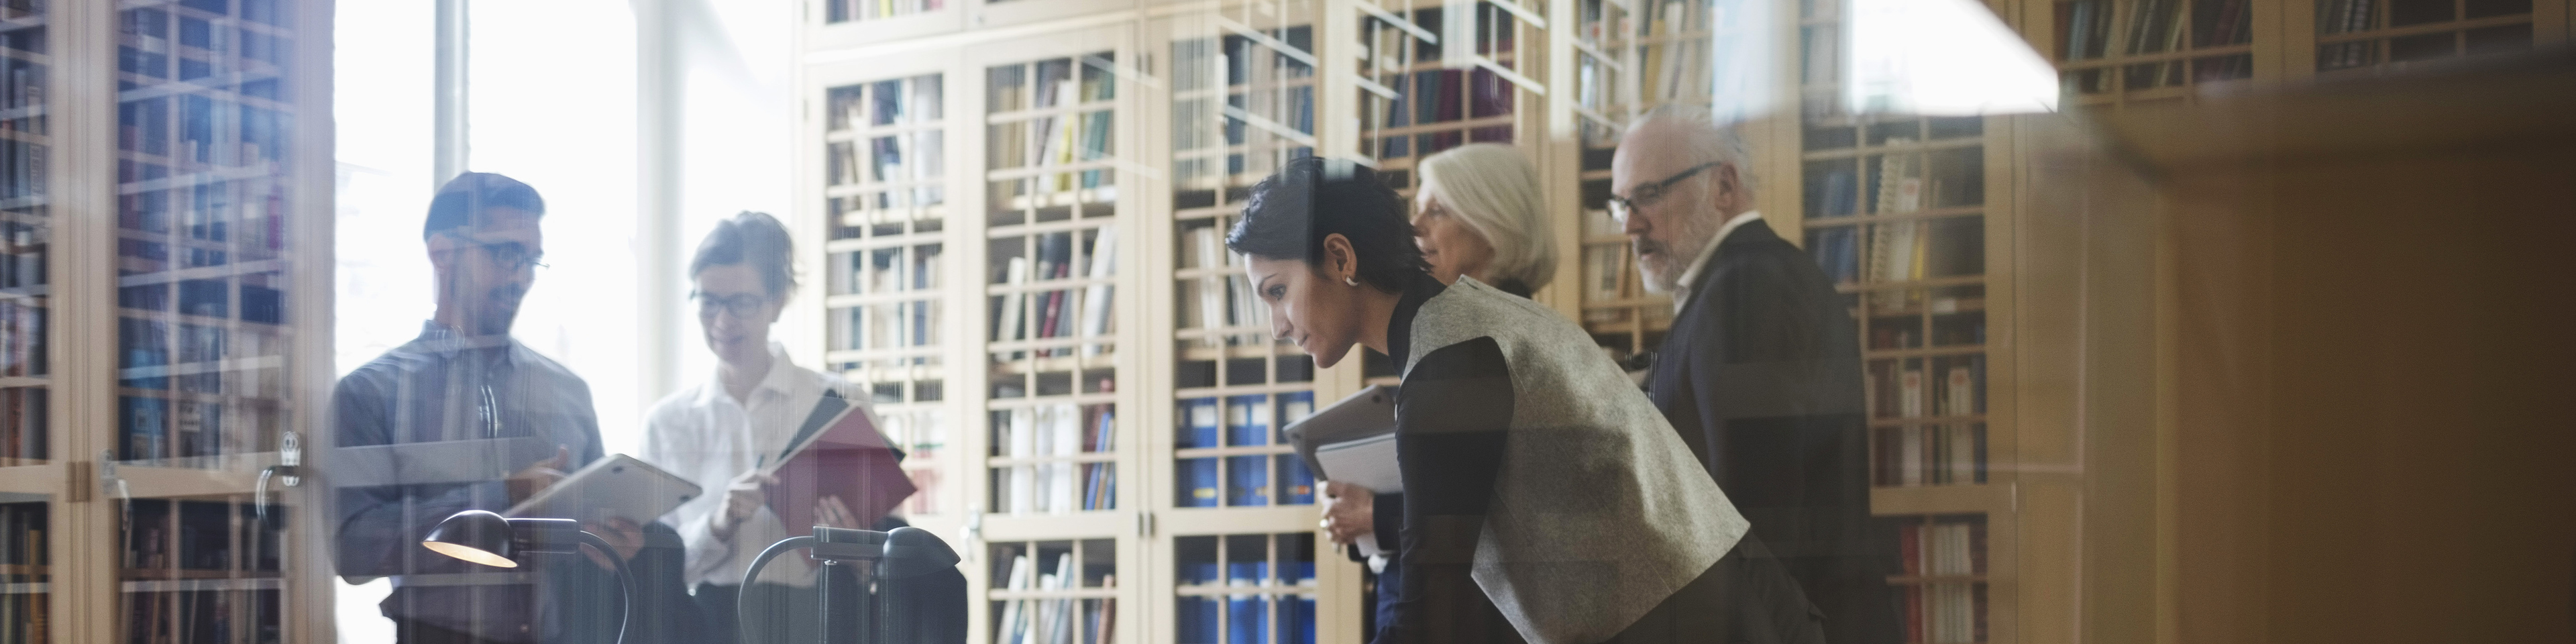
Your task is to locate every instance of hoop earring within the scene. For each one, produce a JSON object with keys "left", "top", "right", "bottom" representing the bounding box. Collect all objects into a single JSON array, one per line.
[{"left": 1344, "top": 276, "right": 1359, "bottom": 287}]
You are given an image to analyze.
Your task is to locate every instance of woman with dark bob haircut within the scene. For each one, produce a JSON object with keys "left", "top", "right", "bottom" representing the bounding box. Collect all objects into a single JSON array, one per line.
[{"left": 1230, "top": 158, "right": 1824, "bottom": 644}]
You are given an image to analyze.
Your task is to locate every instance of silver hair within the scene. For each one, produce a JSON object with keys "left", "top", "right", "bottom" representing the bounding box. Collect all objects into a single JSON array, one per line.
[
  {"left": 1416, "top": 144, "right": 1559, "bottom": 291},
  {"left": 1633, "top": 103, "right": 1759, "bottom": 197}
]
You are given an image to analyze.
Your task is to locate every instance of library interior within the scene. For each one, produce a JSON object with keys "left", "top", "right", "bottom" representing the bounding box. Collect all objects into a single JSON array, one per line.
[{"left": 0, "top": 0, "right": 2568, "bottom": 643}]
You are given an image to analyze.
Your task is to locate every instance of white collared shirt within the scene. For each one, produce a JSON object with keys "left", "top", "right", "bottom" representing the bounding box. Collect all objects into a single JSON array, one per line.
[
  {"left": 639, "top": 341, "right": 867, "bottom": 588},
  {"left": 1670, "top": 210, "right": 1764, "bottom": 313}
]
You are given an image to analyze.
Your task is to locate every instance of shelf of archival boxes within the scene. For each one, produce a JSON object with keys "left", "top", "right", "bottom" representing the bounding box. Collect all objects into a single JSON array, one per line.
[
  {"left": 1172, "top": 582, "right": 1317, "bottom": 597},
  {"left": 986, "top": 97, "right": 1118, "bottom": 125},
  {"left": 1869, "top": 482, "right": 2006, "bottom": 517},
  {"left": 121, "top": 578, "right": 286, "bottom": 594},
  {"left": 987, "top": 186, "right": 1123, "bottom": 214}
]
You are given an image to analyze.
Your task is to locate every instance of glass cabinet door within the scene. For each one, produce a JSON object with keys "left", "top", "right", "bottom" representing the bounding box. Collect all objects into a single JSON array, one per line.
[
  {"left": 0, "top": 0, "right": 54, "bottom": 640},
  {"left": 107, "top": 0, "right": 319, "bottom": 641}
]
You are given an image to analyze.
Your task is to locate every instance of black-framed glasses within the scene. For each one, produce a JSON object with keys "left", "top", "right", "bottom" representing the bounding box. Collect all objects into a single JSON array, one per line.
[
  {"left": 691, "top": 291, "right": 773, "bottom": 318},
  {"left": 1605, "top": 162, "right": 1722, "bottom": 225},
  {"left": 445, "top": 233, "right": 549, "bottom": 272}
]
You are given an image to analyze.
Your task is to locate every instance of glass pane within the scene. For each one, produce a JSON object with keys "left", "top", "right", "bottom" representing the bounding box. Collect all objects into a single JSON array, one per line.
[{"left": 0, "top": 0, "right": 44, "bottom": 468}]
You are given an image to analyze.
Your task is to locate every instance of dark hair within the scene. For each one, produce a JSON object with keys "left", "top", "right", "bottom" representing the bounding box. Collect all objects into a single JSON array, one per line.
[
  {"left": 691, "top": 211, "right": 798, "bottom": 298},
  {"left": 1225, "top": 157, "right": 1430, "bottom": 293},
  {"left": 423, "top": 172, "right": 545, "bottom": 240}
]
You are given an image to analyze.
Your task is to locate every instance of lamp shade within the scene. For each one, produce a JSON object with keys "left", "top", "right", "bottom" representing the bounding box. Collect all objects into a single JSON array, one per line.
[{"left": 421, "top": 509, "right": 520, "bottom": 568}]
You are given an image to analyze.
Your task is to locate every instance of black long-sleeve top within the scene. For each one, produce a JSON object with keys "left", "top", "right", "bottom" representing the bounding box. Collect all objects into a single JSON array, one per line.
[{"left": 1373, "top": 276, "right": 1528, "bottom": 644}]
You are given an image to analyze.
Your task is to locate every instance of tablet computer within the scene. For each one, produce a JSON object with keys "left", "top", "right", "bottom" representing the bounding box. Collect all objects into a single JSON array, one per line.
[{"left": 503, "top": 454, "right": 702, "bottom": 524}]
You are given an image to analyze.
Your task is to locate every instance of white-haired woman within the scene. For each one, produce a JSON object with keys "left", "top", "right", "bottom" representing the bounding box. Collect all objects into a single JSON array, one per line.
[{"left": 1409, "top": 142, "right": 1557, "bottom": 297}]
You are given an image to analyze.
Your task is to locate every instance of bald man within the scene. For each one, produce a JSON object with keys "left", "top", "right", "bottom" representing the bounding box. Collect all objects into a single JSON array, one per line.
[{"left": 1613, "top": 106, "right": 1903, "bottom": 644}]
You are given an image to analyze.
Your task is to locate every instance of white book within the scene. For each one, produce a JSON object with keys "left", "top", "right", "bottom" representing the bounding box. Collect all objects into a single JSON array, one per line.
[
  {"left": 1946, "top": 366, "right": 1974, "bottom": 417},
  {"left": 1080, "top": 226, "right": 1118, "bottom": 354},
  {"left": 998, "top": 555, "right": 1032, "bottom": 644},
  {"left": 1945, "top": 425, "right": 1976, "bottom": 485},
  {"left": 1898, "top": 427, "right": 1925, "bottom": 486},
  {"left": 1051, "top": 554, "right": 1078, "bottom": 644},
  {"left": 1010, "top": 409, "right": 1036, "bottom": 513},
  {"left": 1194, "top": 228, "right": 1226, "bottom": 345},
  {"left": 996, "top": 257, "right": 1030, "bottom": 342},
  {"left": 1034, "top": 570, "right": 1061, "bottom": 644},
  {"left": 1053, "top": 405, "right": 1080, "bottom": 514},
  {"left": 1900, "top": 369, "right": 1925, "bottom": 418}
]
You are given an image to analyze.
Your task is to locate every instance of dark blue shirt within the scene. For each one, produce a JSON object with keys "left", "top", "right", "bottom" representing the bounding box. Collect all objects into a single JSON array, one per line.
[{"left": 332, "top": 321, "right": 604, "bottom": 643}]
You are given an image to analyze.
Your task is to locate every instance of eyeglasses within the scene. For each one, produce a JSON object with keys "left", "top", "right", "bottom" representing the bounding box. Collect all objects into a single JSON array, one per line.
[
  {"left": 1605, "top": 162, "right": 1722, "bottom": 225},
  {"left": 692, "top": 291, "right": 773, "bottom": 318},
  {"left": 445, "top": 233, "right": 549, "bottom": 272}
]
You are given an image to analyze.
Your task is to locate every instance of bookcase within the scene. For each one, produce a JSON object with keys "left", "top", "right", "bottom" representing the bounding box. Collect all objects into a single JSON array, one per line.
[
  {"left": 0, "top": 0, "right": 335, "bottom": 641},
  {"left": 796, "top": 0, "right": 2576, "bottom": 642}
]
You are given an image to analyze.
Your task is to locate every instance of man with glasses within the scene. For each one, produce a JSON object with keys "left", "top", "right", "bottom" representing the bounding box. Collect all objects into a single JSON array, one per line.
[
  {"left": 1614, "top": 106, "right": 1901, "bottom": 644},
  {"left": 332, "top": 172, "right": 697, "bottom": 643}
]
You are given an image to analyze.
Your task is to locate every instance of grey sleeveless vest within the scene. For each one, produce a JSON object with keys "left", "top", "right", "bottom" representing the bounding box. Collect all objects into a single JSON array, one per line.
[{"left": 1403, "top": 277, "right": 1752, "bottom": 644}]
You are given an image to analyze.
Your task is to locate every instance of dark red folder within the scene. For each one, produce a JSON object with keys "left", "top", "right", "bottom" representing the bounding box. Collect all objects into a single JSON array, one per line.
[{"left": 769, "top": 391, "right": 916, "bottom": 531}]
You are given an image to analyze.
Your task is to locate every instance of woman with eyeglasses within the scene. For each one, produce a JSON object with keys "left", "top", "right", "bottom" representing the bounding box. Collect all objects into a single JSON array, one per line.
[
  {"left": 639, "top": 211, "right": 895, "bottom": 644},
  {"left": 1234, "top": 158, "right": 1824, "bottom": 644}
]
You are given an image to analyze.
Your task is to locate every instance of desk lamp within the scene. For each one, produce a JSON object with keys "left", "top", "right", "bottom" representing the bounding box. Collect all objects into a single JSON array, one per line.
[{"left": 423, "top": 510, "right": 634, "bottom": 644}]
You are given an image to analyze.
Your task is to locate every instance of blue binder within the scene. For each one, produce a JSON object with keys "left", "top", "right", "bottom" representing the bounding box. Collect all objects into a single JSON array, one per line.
[
  {"left": 1226, "top": 561, "right": 1269, "bottom": 644},
  {"left": 1226, "top": 455, "right": 1268, "bottom": 506},
  {"left": 1180, "top": 458, "right": 1220, "bottom": 508},
  {"left": 1181, "top": 398, "right": 1221, "bottom": 448},
  {"left": 1226, "top": 394, "right": 1270, "bottom": 447},
  {"left": 1278, "top": 455, "right": 1315, "bottom": 504}
]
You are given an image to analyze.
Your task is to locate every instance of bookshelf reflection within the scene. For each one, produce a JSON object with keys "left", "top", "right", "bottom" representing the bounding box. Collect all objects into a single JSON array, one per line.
[
  {"left": 984, "top": 52, "right": 1122, "bottom": 521},
  {"left": 989, "top": 539, "right": 1119, "bottom": 644},
  {"left": 118, "top": 496, "right": 286, "bottom": 644},
  {"left": 1175, "top": 533, "right": 1318, "bottom": 644},
  {"left": 826, "top": 72, "right": 953, "bottom": 517},
  {"left": 0, "top": 0, "right": 42, "bottom": 471}
]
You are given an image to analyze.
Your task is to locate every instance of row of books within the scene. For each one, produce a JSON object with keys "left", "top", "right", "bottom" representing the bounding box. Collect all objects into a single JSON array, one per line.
[
  {"left": 826, "top": 130, "right": 947, "bottom": 193},
  {"left": 823, "top": 0, "right": 944, "bottom": 23},
  {"left": 994, "top": 403, "right": 1117, "bottom": 515},
  {"left": 119, "top": 396, "right": 280, "bottom": 462},
  {"left": 123, "top": 589, "right": 281, "bottom": 644},
  {"left": 123, "top": 498, "right": 280, "bottom": 575},
  {"left": 0, "top": 501, "right": 44, "bottom": 644},
  {"left": 827, "top": 74, "right": 943, "bottom": 133},
  {"left": 113, "top": 280, "right": 289, "bottom": 325},
  {"left": 0, "top": 129, "right": 40, "bottom": 202},
  {"left": 835, "top": 243, "right": 943, "bottom": 297},
  {"left": 1179, "top": 227, "right": 1266, "bottom": 343},
  {"left": 1178, "top": 561, "right": 1319, "bottom": 644},
  {"left": 2316, "top": 0, "right": 2381, "bottom": 69},
  {"left": 1638, "top": 0, "right": 1715, "bottom": 102},
  {"left": 835, "top": 301, "right": 942, "bottom": 354},
  {"left": 1870, "top": 361, "right": 1985, "bottom": 419},
  {"left": 1178, "top": 393, "right": 1316, "bottom": 449},
  {"left": 1898, "top": 520, "right": 1986, "bottom": 644},
  {"left": 1876, "top": 425, "right": 1984, "bottom": 486},
  {"left": 0, "top": 388, "right": 40, "bottom": 460},
  {"left": 995, "top": 554, "right": 1114, "bottom": 644},
  {"left": 991, "top": 227, "right": 1118, "bottom": 347},
  {"left": 0, "top": 300, "right": 39, "bottom": 378},
  {"left": 1178, "top": 455, "right": 1317, "bottom": 508}
]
